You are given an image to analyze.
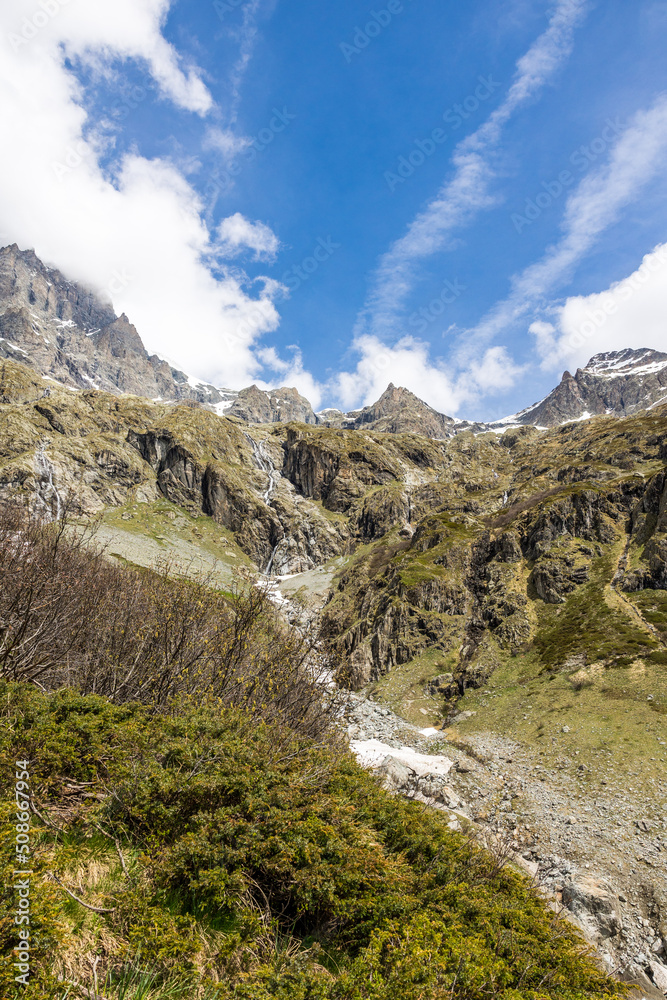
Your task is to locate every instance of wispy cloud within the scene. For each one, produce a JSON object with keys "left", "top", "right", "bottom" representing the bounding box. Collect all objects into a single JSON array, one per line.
[
  {"left": 357, "top": 0, "right": 589, "bottom": 339},
  {"left": 224, "top": 0, "right": 271, "bottom": 123},
  {"left": 216, "top": 212, "right": 280, "bottom": 260},
  {"left": 461, "top": 92, "right": 667, "bottom": 356}
]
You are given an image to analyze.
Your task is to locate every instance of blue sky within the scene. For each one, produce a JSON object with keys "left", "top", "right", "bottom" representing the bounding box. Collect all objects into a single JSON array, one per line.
[{"left": 1, "top": 0, "right": 667, "bottom": 419}]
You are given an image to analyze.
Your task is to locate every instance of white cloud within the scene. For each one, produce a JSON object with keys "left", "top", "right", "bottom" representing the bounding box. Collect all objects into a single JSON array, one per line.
[
  {"left": 332, "top": 335, "right": 522, "bottom": 415},
  {"left": 216, "top": 212, "right": 280, "bottom": 260},
  {"left": 9, "top": 0, "right": 213, "bottom": 114},
  {"left": 358, "top": 0, "right": 589, "bottom": 338},
  {"left": 535, "top": 243, "right": 667, "bottom": 371},
  {"left": 464, "top": 92, "right": 667, "bottom": 352},
  {"left": 0, "top": 0, "right": 294, "bottom": 390},
  {"left": 255, "top": 346, "right": 324, "bottom": 410},
  {"left": 205, "top": 127, "right": 252, "bottom": 163}
]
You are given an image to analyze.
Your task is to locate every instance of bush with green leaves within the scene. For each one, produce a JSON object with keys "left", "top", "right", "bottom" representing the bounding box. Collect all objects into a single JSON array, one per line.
[{"left": 0, "top": 683, "right": 625, "bottom": 1000}]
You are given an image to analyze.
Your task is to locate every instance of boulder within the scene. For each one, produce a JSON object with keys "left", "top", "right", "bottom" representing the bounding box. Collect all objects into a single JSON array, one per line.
[
  {"left": 416, "top": 776, "right": 461, "bottom": 809},
  {"left": 619, "top": 966, "right": 667, "bottom": 1000},
  {"left": 561, "top": 875, "right": 622, "bottom": 941},
  {"left": 376, "top": 755, "right": 415, "bottom": 793},
  {"left": 649, "top": 961, "right": 667, "bottom": 995},
  {"left": 530, "top": 557, "right": 590, "bottom": 604}
]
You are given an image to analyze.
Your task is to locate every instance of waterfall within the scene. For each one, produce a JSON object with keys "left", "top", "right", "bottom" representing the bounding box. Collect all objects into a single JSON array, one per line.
[
  {"left": 502, "top": 491, "right": 509, "bottom": 507},
  {"left": 34, "top": 443, "right": 62, "bottom": 521},
  {"left": 245, "top": 434, "right": 279, "bottom": 504},
  {"left": 245, "top": 433, "right": 283, "bottom": 576},
  {"left": 265, "top": 543, "right": 279, "bottom": 576}
]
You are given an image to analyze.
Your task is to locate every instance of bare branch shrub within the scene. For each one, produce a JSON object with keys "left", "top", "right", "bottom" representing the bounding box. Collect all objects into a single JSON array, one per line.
[{"left": 0, "top": 503, "right": 338, "bottom": 740}]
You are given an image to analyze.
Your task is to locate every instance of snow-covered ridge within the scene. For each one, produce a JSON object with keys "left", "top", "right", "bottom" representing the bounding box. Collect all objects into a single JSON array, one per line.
[{"left": 584, "top": 349, "right": 667, "bottom": 379}]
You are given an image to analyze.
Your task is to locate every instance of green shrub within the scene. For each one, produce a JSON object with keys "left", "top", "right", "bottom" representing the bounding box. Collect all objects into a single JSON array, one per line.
[{"left": 0, "top": 683, "right": 625, "bottom": 999}]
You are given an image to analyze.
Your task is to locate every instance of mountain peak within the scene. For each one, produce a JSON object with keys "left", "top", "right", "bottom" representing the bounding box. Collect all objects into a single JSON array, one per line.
[
  {"left": 500, "top": 348, "right": 667, "bottom": 428},
  {"left": 0, "top": 243, "right": 222, "bottom": 404},
  {"left": 584, "top": 348, "right": 667, "bottom": 377}
]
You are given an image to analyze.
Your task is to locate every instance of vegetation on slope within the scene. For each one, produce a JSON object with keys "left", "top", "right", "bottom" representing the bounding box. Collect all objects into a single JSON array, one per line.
[
  {"left": 322, "top": 408, "right": 667, "bottom": 710},
  {"left": 1, "top": 683, "right": 626, "bottom": 1000},
  {"left": 0, "top": 507, "right": 626, "bottom": 1000}
]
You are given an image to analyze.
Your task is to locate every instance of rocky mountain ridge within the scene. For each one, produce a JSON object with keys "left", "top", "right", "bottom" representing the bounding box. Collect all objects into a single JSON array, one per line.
[
  {"left": 499, "top": 349, "right": 667, "bottom": 428},
  {"left": 4, "top": 245, "right": 667, "bottom": 438},
  {"left": 1, "top": 355, "right": 667, "bottom": 996},
  {"left": 0, "top": 244, "right": 231, "bottom": 404}
]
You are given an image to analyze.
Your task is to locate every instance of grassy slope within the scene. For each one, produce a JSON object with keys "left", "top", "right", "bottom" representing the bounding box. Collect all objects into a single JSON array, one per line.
[{"left": 94, "top": 499, "right": 254, "bottom": 585}]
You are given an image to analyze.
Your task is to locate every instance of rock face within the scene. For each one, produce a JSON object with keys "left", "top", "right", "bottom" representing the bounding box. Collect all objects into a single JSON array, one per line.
[
  {"left": 227, "top": 384, "right": 317, "bottom": 424},
  {"left": 327, "top": 383, "right": 459, "bottom": 438},
  {"left": 321, "top": 412, "right": 667, "bottom": 691},
  {"left": 0, "top": 244, "right": 224, "bottom": 403},
  {"left": 649, "top": 960, "right": 667, "bottom": 995},
  {"left": 618, "top": 471, "right": 667, "bottom": 592},
  {"left": 562, "top": 876, "right": 623, "bottom": 941},
  {"left": 501, "top": 349, "right": 667, "bottom": 428}
]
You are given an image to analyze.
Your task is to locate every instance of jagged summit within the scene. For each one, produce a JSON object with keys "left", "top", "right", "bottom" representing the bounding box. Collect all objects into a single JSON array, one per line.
[
  {"left": 584, "top": 347, "right": 667, "bottom": 378},
  {"left": 497, "top": 348, "right": 667, "bottom": 428},
  {"left": 225, "top": 383, "right": 318, "bottom": 425},
  {"left": 2, "top": 245, "right": 667, "bottom": 435},
  {"left": 335, "top": 382, "right": 459, "bottom": 438},
  {"left": 0, "top": 243, "right": 223, "bottom": 403}
]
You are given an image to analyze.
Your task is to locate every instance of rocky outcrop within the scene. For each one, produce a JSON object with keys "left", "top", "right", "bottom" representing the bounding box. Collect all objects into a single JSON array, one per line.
[
  {"left": 126, "top": 426, "right": 348, "bottom": 573},
  {"left": 0, "top": 244, "right": 223, "bottom": 403},
  {"left": 227, "top": 384, "right": 317, "bottom": 425},
  {"left": 516, "top": 489, "right": 626, "bottom": 560},
  {"left": 530, "top": 557, "right": 590, "bottom": 604},
  {"left": 283, "top": 427, "right": 404, "bottom": 513},
  {"left": 283, "top": 430, "right": 342, "bottom": 503},
  {"left": 620, "top": 471, "right": 667, "bottom": 592},
  {"left": 354, "top": 485, "right": 410, "bottom": 541},
  {"left": 562, "top": 875, "right": 623, "bottom": 941}
]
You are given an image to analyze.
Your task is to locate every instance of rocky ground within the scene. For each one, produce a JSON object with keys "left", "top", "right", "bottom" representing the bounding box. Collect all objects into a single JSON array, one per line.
[{"left": 344, "top": 694, "right": 667, "bottom": 1000}]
